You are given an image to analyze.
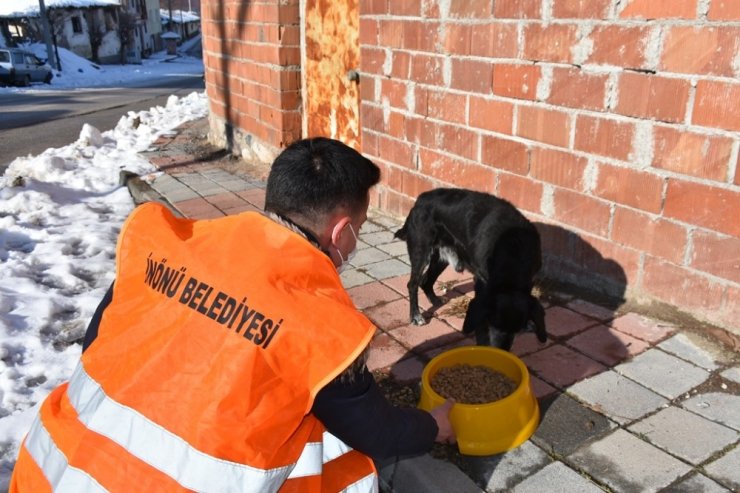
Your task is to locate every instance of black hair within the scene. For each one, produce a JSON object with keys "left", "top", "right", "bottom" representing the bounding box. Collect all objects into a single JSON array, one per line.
[{"left": 264, "top": 137, "right": 381, "bottom": 223}]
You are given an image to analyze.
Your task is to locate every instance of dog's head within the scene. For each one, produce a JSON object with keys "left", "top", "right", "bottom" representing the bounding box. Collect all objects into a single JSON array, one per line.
[{"left": 467, "top": 292, "right": 547, "bottom": 350}]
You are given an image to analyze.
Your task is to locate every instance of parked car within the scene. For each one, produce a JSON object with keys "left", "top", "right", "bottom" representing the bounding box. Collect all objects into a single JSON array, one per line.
[{"left": 0, "top": 48, "right": 53, "bottom": 87}]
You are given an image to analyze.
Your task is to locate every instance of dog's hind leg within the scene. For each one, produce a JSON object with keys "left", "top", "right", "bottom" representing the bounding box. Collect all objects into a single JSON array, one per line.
[
  {"left": 406, "top": 242, "right": 433, "bottom": 326},
  {"left": 420, "top": 250, "right": 447, "bottom": 307}
]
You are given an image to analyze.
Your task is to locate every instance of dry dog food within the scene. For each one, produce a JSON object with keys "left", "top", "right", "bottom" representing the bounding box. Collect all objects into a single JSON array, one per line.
[{"left": 430, "top": 364, "right": 517, "bottom": 404}]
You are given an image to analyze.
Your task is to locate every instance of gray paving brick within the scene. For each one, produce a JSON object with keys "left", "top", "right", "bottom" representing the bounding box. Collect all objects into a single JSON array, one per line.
[
  {"left": 350, "top": 247, "right": 391, "bottom": 267},
  {"left": 213, "top": 177, "right": 254, "bottom": 192},
  {"left": 361, "top": 230, "right": 398, "bottom": 246},
  {"left": 512, "top": 461, "right": 606, "bottom": 492},
  {"left": 569, "top": 429, "right": 692, "bottom": 493},
  {"left": 664, "top": 473, "right": 732, "bottom": 492},
  {"left": 703, "top": 446, "right": 740, "bottom": 491},
  {"left": 458, "top": 441, "right": 551, "bottom": 492},
  {"left": 568, "top": 371, "right": 668, "bottom": 425},
  {"left": 615, "top": 349, "right": 710, "bottom": 399},
  {"left": 368, "top": 211, "right": 403, "bottom": 229},
  {"left": 657, "top": 333, "right": 719, "bottom": 371},
  {"left": 356, "top": 239, "right": 372, "bottom": 251},
  {"left": 360, "top": 259, "right": 410, "bottom": 280},
  {"left": 359, "top": 221, "right": 384, "bottom": 234},
  {"left": 628, "top": 406, "right": 739, "bottom": 465},
  {"left": 159, "top": 188, "right": 200, "bottom": 201},
  {"left": 721, "top": 367, "right": 740, "bottom": 385},
  {"left": 681, "top": 392, "right": 740, "bottom": 431},
  {"left": 340, "top": 268, "right": 374, "bottom": 289},
  {"left": 532, "top": 393, "right": 616, "bottom": 456},
  {"left": 377, "top": 241, "right": 409, "bottom": 258}
]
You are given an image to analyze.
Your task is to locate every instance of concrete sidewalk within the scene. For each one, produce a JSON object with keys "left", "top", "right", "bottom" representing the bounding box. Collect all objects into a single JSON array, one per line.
[{"left": 128, "top": 118, "right": 740, "bottom": 493}]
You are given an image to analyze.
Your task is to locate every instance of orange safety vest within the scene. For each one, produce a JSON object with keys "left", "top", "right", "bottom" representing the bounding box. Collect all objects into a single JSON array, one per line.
[{"left": 10, "top": 202, "right": 378, "bottom": 492}]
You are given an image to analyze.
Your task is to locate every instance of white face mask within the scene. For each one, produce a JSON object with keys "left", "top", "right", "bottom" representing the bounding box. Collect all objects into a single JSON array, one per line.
[{"left": 336, "top": 224, "right": 358, "bottom": 273}]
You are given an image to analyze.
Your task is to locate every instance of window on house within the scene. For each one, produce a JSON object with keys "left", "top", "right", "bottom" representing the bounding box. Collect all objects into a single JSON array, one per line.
[{"left": 71, "top": 16, "right": 83, "bottom": 33}]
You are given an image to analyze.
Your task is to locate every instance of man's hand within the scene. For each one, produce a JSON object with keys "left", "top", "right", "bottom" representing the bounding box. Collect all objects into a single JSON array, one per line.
[{"left": 430, "top": 398, "right": 456, "bottom": 444}]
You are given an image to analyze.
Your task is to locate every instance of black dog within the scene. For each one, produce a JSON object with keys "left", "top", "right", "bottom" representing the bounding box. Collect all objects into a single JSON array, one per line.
[{"left": 394, "top": 188, "right": 547, "bottom": 350}]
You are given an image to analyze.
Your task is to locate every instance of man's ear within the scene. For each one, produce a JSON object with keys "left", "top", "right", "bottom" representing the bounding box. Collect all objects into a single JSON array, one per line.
[{"left": 329, "top": 215, "right": 352, "bottom": 247}]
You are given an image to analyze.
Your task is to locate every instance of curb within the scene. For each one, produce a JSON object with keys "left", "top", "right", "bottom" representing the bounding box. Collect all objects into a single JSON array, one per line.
[{"left": 120, "top": 170, "right": 182, "bottom": 216}]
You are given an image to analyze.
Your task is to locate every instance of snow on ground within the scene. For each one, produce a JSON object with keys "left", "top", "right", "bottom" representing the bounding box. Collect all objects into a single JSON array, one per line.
[
  {"left": 0, "top": 42, "right": 207, "bottom": 488},
  {"left": 1, "top": 35, "right": 203, "bottom": 92}
]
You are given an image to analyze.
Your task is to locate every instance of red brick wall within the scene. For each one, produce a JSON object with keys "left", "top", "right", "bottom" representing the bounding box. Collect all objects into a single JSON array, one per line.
[
  {"left": 201, "top": 0, "right": 301, "bottom": 159},
  {"left": 359, "top": 0, "right": 740, "bottom": 335}
]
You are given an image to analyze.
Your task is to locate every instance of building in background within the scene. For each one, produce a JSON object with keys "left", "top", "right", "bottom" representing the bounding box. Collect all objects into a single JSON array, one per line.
[
  {"left": 0, "top": 0, "right": 122, "bottom": 64},
  {"left": 160, "top": 9, "right": 200, "bottom": 43},
  {"left": 119, "top": 0, "right": 162, "bottom": 62}
]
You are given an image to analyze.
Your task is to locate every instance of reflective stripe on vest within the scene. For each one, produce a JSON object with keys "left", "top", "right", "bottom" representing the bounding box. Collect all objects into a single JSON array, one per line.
[
  {"left": 21, "top": 361, "right": 373, "bottom": 492},
  {"left": 67, "top": 362, "right": 320, "bottom": 489},
  {"left": 23, "top": 416, "right": 106, "bottom": 493},
  {"left": 342, "top": 473, "right": 378, "bottom": 493}
]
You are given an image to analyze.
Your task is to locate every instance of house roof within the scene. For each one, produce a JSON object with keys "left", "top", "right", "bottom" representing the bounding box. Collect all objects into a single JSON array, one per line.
[
  {"left": 0, "top": 0, "right": 120, "bottom": 18},
  {"left": 160, "top": 9, "right": 200, "bottom": 24}
]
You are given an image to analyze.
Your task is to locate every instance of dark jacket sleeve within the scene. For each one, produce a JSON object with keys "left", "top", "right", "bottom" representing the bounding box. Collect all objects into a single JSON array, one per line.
[
  {"left": 82, "top": 282, "right": 114, "bottom": 352},
  {"left": 311, "top": 366, "right": 438, "bottom": 461}
]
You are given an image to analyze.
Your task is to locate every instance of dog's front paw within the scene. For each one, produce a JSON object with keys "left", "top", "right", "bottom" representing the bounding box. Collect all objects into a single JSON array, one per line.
[{"left": 411, "top": 314, "right": 426, "bottom": 326}]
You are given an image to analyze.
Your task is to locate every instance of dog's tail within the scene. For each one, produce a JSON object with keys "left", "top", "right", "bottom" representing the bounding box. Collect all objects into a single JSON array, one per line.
[{"left": 394, "top": 223, "right": 408, "bottom": 241}]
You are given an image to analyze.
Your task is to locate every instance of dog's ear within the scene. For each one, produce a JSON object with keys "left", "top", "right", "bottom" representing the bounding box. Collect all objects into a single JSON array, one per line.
[{"left": 528, "top": 296, "right": 547, "bottom": 342}]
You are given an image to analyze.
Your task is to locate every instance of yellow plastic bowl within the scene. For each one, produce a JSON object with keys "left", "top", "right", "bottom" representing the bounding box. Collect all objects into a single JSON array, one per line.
[{"left": 418, "top": 346, "right": 540, "bottom": 456}]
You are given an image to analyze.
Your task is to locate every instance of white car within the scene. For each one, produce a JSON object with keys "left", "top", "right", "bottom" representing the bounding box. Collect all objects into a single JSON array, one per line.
[{"left": 0, "top": 48, "right": 53, "bottom": 86}]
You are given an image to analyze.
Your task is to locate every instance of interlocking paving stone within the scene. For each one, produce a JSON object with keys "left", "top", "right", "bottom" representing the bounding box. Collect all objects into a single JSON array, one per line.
[
  {"left": 376, "top": 241, "right": 409, "bottom": 257},
  {"left": 360, "top": 258, "right": 410, "bottom": 280},
  {"left": 361, "top": 230, "right": 398, "bottom": 246},
  {"left": 615, "top": 349, "right": 710, "bottom": 399},
  {"left": 346, "top": 281, "right": 403, "bottom": 310},
  {"left": 367, "top": 212, "right": 403, "bottom": 229},
  {"left": 511, "top": 332, "right": 553, "bottom": 357},
  {"left": 530, "top": 375, "right": 558, "bottom": 399},
  {"left": 512, "top": 461, "right": 606, "bottom": 492},
  {"left": 609, "top": 313, "right": 675, "bottom": 343},
  {"left": 703, "top": 445, "right": 740, "bottom": 491},
  {"left": 367, "top": 332, "right": 412, "bottom": 371},
  {"left": 359, "top": 221, "right": 383, "bottom": 234},
  {"left": 569, "top": 429, "right": 692, "bottom": 493},
  {"left": 628, "top": 406, "right": 739, "bottom": 465},
  {"left": 568, "top": 371, "right": 668, "bottom": 425},
  {"left": 388, "top": 355, "right": 426, "bottom": 382},
  {"left": 350, "top": 247, "right": 392, "bottom": 267},
  {"left": 664, "top": 473, "right": 732, "bottom": 493},
  {"left": 658, "top": 333, "right": 720, "bottom": 371},
  {"left": 532, "top": 393, "right": 616, "bottom": 456},
  {"left": 365, "top": 298, "right": 417, "bottom": 331},
  {"left": 566, "top": 299, "right": 618, "bottom": 322},
  {"left": 720, "top": 366, "right": 740, "bottom": 385},
  {"left": 339, "top": 268, "right": 374, "bottom": 289},
  {"left": 523, "top": 344, "right": 607, "bottom": 388},
  {"left": 158, "top": 188, "right": 201, "bottom": 202},
  {"left": 458, "top": 441, "right": 551, "bottom": 492},
  {"left": 388, "top": 318, "right": 464, "bottom": 353},
  {"left": 566, "top": 324, "right": 650, "bottom": 366},
  {"left": 680, "top": 392, "right": 740, "bottom": 431},
  {"left": 544, "top": 306, "right": 600, "bottom": 338}
]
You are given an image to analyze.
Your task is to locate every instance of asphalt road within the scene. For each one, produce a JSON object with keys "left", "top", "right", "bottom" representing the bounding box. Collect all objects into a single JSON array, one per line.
[{"left": 0, "top": 73, "right": 205, "bottom": 172}]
